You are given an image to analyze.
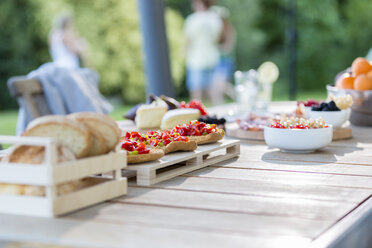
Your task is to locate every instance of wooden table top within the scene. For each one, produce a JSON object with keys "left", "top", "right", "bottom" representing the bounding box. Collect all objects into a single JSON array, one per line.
[{"left": 1, "top": 102, "right": 372, "bottom": 248}]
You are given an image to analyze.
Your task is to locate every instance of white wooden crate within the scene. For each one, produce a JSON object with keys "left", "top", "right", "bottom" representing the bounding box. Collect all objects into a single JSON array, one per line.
[
  {"left": 123, "top": 139, "right": 240, "bottom": 186},
  {"left": 0, "top": 135, "right": 127, "bottom": 217}
]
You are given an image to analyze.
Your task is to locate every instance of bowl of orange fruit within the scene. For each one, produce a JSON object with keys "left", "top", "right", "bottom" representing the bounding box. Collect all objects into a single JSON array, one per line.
[{"left": 327, "top": 57, "right": 372, "bottom": 126}]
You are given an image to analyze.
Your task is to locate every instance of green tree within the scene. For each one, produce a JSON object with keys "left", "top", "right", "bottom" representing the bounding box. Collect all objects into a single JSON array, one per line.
[
  {"left": 0, "top": 0, "right": 49, "bottom": 110},
  {"left": 0, "top": 0, "right": 185, "bottom": 110}
]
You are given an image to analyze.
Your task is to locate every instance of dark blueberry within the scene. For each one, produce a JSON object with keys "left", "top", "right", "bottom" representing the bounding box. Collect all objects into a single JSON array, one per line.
[
  {"left": 198, "top": 115, "right": 226, "bottom": 125},
  {"left": 218, "top": 117, "right": 226, "bottom": 125},
  {"left": 328, "top": 101, "right": 336, "bottom": 108},
  {"left": 311, "top": 106, "right": 321, "bottom": 111},
  {"left": 333, "top": 106, "right": 341, "bottom": 111}
]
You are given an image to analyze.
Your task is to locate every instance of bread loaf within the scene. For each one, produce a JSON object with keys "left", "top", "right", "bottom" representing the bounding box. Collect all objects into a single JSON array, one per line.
[
  {"left": 67, "top": 113, "right": 108, "bottom": 156},
  {"left": 0, "top": 179, "right": 88, "bottom": 196},
  {"left": 22, "top": 115, "right": 91, "bottom": 158},
  {"left": 0, "top": 144, "right": 82, "bottom": 196},
  {"left": 68, "top": 112, "right": 121, "bottom": 153},
  {"left": 2, "top": 145, "right": 75, "bottom": 164},
  {"left": 86, "top": 133, "right": 107, "bottom": 156}
]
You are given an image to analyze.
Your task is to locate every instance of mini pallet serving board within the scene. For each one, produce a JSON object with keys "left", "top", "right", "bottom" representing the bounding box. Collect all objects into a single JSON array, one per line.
[
  {"left": 226, "top": 122, "right": 352, "bottom": 141},
  {"left": 0, "top": 136, "right": 127, "bottom": 217},
  {"left": 123, "top": 139, "right": 240, "bottom": 186}
]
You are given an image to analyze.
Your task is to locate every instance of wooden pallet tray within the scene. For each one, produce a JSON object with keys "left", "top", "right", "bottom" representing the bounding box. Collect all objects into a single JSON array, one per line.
[
  {"left": 0, "top": 136, "right": 127, "bottom": 217},
  {"left": 226, "top": 122, "right": 352, "bottom": 141},
  {"left": 123, "top": 139, "right": 240, "bottom": 186}
]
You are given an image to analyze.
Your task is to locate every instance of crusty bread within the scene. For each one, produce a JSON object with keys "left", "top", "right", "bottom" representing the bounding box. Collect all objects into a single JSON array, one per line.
[
  {"left": 22, "top": 115, "right": 91, "bottom": 158},
  {"left": 2, "top": 145, "right": 76, "bottom": 164},
  {"left": 86, "top": 133, "right": 107, "bottom": 157},
  {"left": 187, "top": 129, "right": 225, "bottom": 145},
  {"left": 67, "top": 113, "right": 108, "bottom": 156},
  {"left": 68, "top": 112, "right": 121, "bottom": 153},
  {"left": 0, "top": 179, "right": 90, "bottom": 196},
  {"left": 0, "top": 144, "right": 82, "bottom": 197},
  {"left": 127, "top": 149, "right": 164, "bottom": 164},
  {"left": 163, "top": 140, "right": 197, "bottom": 154}
]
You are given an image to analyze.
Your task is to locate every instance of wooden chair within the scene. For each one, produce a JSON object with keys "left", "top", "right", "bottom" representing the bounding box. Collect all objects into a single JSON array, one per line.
[
  {"left": 7, "top": 76, "right": 51, "bottom": 121},
  {"left": 6, "top": 77, "right": 52, "bottom": 144}
]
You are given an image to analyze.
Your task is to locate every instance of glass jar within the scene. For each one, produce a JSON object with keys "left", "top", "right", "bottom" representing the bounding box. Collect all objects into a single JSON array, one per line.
[{"left": 234, "top": 70, "right": 258, "bottom": 116}]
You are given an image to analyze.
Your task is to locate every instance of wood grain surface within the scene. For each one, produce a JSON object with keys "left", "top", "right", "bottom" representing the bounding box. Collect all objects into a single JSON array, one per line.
[{"left": 1, "top": 102, "right": 371, "bottom": 248}]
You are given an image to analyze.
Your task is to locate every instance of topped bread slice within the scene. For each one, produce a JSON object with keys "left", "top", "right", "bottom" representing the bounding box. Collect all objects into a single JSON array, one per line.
[
  {"left": 126, "top": 148, "right": 164, "bottom": 164},
  {"left": 163, "top": 140, "right": 197, "bottom": 154},
  {"left": 68, "top": 112, "right": 121, "bottom": 153},
  {"left": 22, "top": 115, "right": 91, "bottom": 158},
  {"left": 187, "top": 129, "right": 225, "bottom": 145}
]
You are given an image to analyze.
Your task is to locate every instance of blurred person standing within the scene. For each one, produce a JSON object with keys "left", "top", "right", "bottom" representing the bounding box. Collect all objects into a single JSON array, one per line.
[
  {"left": 49, "top": 13, "right": 89, "bottom": 68},
  {"left": 211, "top": 6, "right": 236, "bottom": 105},
  {"left": 184, "top": 0, "right": 222, "bottom": 101}
]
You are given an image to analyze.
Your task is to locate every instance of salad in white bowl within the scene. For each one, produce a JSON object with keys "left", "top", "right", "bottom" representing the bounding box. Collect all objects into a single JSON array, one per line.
[{"left": 264, "top": 117, "right": 333, "bottom": 153}]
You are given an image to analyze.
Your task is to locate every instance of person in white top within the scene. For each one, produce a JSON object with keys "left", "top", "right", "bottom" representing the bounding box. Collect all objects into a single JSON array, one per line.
[
  {"left": 184, "top": 0, "right": 222, "bottom": 101},
  {"left": 49, "top": 14, "right": 88, "bottom": 68},
  {"left": 210, "top": 6, "right": 237, "bottom": 105}
]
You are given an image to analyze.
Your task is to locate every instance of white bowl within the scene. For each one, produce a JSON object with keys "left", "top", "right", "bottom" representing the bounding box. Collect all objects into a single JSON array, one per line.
[
  {"left": 264, "top": 126, "right": 333, "bottom": 153},
  {"left": 308, "top": 109, "right": 349, "bottom": 128},
  {"left": 304, "top": 106, "right": 312, "bottom": 118}
]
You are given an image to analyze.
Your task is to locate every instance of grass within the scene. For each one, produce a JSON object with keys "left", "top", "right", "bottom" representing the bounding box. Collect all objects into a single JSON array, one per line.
[
  {"left": 0, "top": 89, "right": 328, "bottom": 136},
  {"left": 0, "top": 110, "right": 18, "bottom": 136},
  {"left": 0, "top": 105, "right": 133, "bottom": 137}
]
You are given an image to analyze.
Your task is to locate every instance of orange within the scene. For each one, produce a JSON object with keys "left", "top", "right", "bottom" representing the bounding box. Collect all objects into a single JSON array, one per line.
[
  {"left": 336, "top": 73, "right": 355, "bottom": 89},
  {"left": 351, "top": 57, "right": 372, "bottom": 76},
  {"left": 354, "top": 74, "right": 372, "bottom": 91},
  {"left": 368, "top": 70, "right": 372, "bottom": 79}
]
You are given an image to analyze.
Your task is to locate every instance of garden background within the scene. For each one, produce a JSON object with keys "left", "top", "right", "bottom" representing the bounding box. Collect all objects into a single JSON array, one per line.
[{"left": 1, "top": 0, "right": 372, "bottom": 111}]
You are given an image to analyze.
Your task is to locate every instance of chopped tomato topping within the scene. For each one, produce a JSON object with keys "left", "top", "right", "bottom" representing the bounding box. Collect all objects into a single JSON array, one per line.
[
  {"left": 179, "top": 100, "right": 208, "bottom": 116},
  {"left": 170, "top": 121, "right": 218, "bottom": 136},
  {"left": 120, "top": 121, "right": 213, "bottom": 154}
]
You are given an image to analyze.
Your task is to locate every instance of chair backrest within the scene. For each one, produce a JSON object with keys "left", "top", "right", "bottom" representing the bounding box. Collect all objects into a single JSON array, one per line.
[{"left": 7, "top": 76, "right": 52, "bottom": 120}]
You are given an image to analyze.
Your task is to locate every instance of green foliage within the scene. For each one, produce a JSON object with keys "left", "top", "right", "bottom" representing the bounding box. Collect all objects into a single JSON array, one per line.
[
  {"left": 168, "top": 0, "right": 372, "bottom": 98},
  {"left": 295, "top": 0, "right": 345, "bottom": 90},
  {"left": 343, "top": 0, "right": 372, "bottom": 59},
  {"left": 218, "top": 0, "right": 265, "bottom": 70},
  {"left": 2, "top": 0, "right": 372, "bottom": 110},
  {"left": 0, "top": 0, "right": 48, "bottom": 110},
  {"left": 165, "top": 8, "right": 186, "bottom": 93},
  {"left": 0, "top": 0, "right": 185, "bottom": 109},
  {"left": 68, "top": 0, "right": 146, "bottom": 103}
]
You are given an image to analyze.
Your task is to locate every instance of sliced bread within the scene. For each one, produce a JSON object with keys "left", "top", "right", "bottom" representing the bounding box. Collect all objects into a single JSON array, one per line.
[
  {"left": 68, "top": 112, "right": 121, "bottom": 153},
  {"left": 22, "top": 115, "right": 91, "bottom": 158},
  {"left": 86, "top": 132, "right": 107, "bottom": 156},
  {"left": 0, "top": 144, "right": 80, "bottom": 196},
  {"left": 67, "top": 114, "right": 108, "bottom": 156},
  {"left": 2, "top": 145, "right": 76, "bottom": 164}
]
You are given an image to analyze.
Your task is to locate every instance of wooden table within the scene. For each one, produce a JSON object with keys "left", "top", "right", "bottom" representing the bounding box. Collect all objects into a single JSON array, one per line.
[{"left": 1, "top": 103, "right": 372, "bottom": 248}]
